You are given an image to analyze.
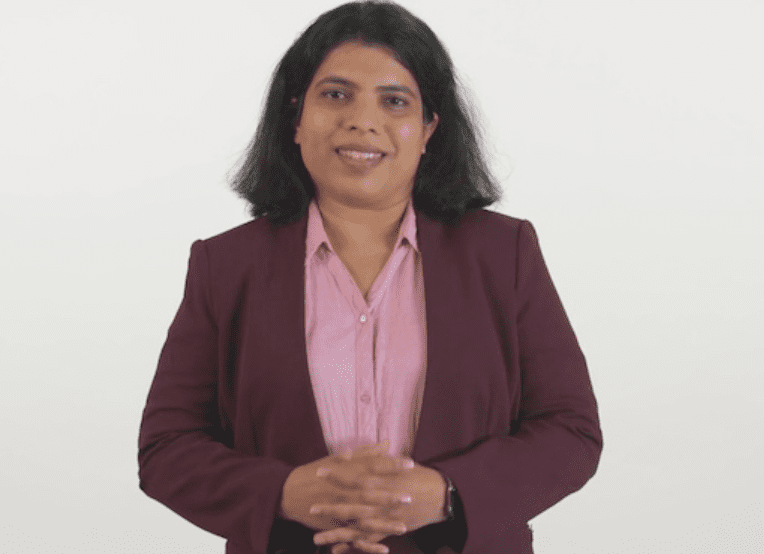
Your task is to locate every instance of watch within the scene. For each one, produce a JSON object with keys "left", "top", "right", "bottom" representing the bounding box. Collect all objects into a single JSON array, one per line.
[{"left": 443, "top": 474, "right": 456, "bottom": 521}]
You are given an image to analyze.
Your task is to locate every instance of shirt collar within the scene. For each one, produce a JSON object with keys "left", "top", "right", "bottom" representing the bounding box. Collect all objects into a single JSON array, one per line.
[{"left": 306, "top": 197, "right": 419, "bottom": 261}]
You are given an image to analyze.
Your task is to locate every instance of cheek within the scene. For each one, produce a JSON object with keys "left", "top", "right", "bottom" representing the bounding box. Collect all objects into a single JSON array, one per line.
[
  {"left": 397, "top": 122, "right": 417, "bottom": 143},
  {"left": 310, "top": 111, "right": 330, "bottom": 130}
]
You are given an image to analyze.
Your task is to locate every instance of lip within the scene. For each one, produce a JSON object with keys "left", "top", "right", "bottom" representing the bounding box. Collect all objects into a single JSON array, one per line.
[
  {"left": 335, "top": 143, "right": 387, "bottom": 155},
  {"left": 334, "top": 146, "right": 387, "bottom": 170}
]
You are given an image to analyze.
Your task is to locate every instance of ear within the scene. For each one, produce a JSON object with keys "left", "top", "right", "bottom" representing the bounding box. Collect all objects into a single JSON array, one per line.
[{"left": 422, "top": 112, "right": 439, "bottom": 148}]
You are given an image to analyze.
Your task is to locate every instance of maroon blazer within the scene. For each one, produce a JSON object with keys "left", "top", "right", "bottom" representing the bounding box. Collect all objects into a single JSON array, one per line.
[{"left": 138, "top": 207, "right": 602, "bottom": 554}]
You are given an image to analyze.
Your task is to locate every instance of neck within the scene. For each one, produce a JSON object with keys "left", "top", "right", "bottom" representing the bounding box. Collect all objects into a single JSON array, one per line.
[{"left": 315, "top": 195, "right": 409, "bottom": 253}]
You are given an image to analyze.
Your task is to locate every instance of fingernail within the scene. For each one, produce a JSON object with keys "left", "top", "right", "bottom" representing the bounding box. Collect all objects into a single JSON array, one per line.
[
  {"left": 403, "top": 459, "right": 415, "bottom": 469},
  {"left": 399, "top": 495, "right": 412, "bottom": 504},
  {"left": 309, "top": 505, "right": 320, "bottom": 515}
]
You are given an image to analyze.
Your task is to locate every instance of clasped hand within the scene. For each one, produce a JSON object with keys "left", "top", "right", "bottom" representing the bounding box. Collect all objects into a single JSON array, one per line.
[{"left": 280, "top": 441, "right": 447, "bottom": 554}]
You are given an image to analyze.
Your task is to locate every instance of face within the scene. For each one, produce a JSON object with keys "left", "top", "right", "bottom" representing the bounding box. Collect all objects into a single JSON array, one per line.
[{"left": 294, "top": 41, "right": 439, "bottom": 210}]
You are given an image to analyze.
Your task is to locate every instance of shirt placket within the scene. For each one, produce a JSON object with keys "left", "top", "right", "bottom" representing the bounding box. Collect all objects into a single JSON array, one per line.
[
  {"left": 324, "top": 248, "right": 380, "bottom": 448},
  {"left": 355, "top": 305, "right": 377, "bottom": 445},
  {"left": 355, "top": 246, "right": 409, "bottom": 447}
]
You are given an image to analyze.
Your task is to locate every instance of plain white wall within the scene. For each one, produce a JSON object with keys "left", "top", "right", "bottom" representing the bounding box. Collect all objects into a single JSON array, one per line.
[{"left": 1, "top": 1, "right": 762, "bottom": 552}]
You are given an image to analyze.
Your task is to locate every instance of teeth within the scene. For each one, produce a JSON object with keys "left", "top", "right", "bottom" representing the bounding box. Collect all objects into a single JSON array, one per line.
[{"left": 338, "top": 149, "right": 383, "bottom": 160}]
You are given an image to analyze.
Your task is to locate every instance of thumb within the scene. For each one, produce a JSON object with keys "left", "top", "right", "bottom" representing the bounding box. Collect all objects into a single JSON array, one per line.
[
  {"left": 365, "top": 439, "right": 390, "bottom": 457},
  {"left": 349, "top": 440, "right": 391, "bottom": 460}
]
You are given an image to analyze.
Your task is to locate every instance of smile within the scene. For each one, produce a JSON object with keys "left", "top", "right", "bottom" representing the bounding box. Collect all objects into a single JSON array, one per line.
[
  {"left": 337, "top": 149, "right": 385, "bottom": 160},
  {"left": 335, "top": 148, "right": 387, "bottom": 170}
]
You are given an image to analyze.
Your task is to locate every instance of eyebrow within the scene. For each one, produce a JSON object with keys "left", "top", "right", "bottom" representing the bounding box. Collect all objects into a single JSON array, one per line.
[{"left": 314, "top": 76, "right": 418, "bottom": 98}]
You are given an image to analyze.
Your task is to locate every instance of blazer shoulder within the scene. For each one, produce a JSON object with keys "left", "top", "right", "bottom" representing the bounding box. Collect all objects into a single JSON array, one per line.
[
  {"left": 188, "top": 215, "right": 307, "bottom": 287},
  {"left": 444, "top": 208, "right": 531, "bottom": 250},
  {"left": 201, "top": 215, "right": 305, "bottom": 255},
  {"left": 201, "top": 218, "right": 272, "bottom": 250},
  {"left": 462, "top": 208, "right": 526, "bottom": 232}
]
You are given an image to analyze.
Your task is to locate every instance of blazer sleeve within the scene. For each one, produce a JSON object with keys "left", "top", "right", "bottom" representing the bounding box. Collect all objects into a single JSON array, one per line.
[
  {"left": 137, "top": 240, "right": 294, "bottom": 553},
  {"left": 427, "top": 220, "right": 603, "bottom": 548}
]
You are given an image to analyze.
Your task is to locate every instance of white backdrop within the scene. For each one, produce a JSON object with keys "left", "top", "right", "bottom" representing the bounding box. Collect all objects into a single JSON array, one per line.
[{"left": 1, "top": 1, "right": 762, "bottom": 552}]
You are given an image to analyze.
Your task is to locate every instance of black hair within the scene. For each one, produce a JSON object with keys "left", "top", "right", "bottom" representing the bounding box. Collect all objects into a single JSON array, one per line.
[{"left": 229, "top": 0, "right": 502, "bottom": 225}]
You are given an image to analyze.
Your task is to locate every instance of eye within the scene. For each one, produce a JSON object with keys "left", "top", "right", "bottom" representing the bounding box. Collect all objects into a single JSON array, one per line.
[
  {"left": 384, "top": 96, "right": 409, "bottom": 108},
  {"left": 321, "top": 90, "right": 348, "bottom": 100}
]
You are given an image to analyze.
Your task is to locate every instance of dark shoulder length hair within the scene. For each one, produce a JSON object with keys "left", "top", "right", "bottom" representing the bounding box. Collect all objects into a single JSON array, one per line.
[{"left": 229, "top": 0, "right": 503, "bottom": 226}]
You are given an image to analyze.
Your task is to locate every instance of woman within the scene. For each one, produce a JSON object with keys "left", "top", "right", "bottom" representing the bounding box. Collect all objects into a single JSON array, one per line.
[{"left": 138, "top": 2, "right": 602, "bottom": 553}]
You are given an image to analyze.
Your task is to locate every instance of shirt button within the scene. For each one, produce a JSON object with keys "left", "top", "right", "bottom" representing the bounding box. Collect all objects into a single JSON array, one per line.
[
  {"left": 359, "top": 314, "right": 367, "bottom": 323},
  {"left": 360, "top": 393, "right": 371, "bottom": 404}
]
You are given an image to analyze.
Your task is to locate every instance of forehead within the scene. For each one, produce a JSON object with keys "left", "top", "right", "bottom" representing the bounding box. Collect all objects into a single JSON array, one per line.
[{"left": 310, "top": 41, "right": 419, "bottom": 91}]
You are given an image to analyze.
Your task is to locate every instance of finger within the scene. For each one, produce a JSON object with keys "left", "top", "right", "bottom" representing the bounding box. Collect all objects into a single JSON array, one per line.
[
  {"left": 354, "top": 537, "right": 395, "bottom": 554},
  {"left": 314, "top": 527, "right": 393, "bottom": 553},
  {"left": 341, "top": 443, "right": 414, "bottom": 475},
  {"left": 314, "top": 527, "right": 363, "bottom": 546},
  {"left": 349, "top": 440, "right": 390, "bottom": 459},
  {"left": 316, "top": 466, "right": 364, "bottom": 488},
  {"left": 335, "top": 449, "right": 354, "bottom": 462},
  {"left": 353, "top": 538, "right": 390, "bottom": 554},
  {"left": 357, "top": 517, "right": 407, "bottom": 536},
  {"left": 369, "top": 455, "right": 415, "bottom": 475},
  {"left": 340, "top": 444, "right": 380, "bottom": 460},
  {"left": 363, "top": 532, "right": 388, "bottom": 544},
  {"left": 360, "top": 474, "right": 390, "bottom": 491},
  {"left": 310, "top": 503, "right": 379, "bottom": 520},
  {"left": 332, "top": 442, "right": 384, "bottom": 462},
  {"left": 360, "top": 488, "right": 413, "bottom": 507}
]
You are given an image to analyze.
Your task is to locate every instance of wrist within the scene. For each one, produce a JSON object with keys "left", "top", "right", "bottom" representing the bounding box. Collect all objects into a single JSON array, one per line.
[
  {"left": 279, "top": 467, "right": 301, "bottom": 521},
  {"left": 428, "top": 468, "right": 452, "bottom": 524}
]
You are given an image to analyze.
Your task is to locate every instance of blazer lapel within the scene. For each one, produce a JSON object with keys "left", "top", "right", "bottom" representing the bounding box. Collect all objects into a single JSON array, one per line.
[
  {"left": 261, "top": 214, "right": 330, "bottom": 464},
  {"left": 411, "top": 211, "right": 466, "bottom": 463}
]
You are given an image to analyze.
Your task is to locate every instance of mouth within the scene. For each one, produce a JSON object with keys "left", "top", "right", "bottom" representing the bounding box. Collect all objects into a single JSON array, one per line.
[
  {"left": 335, "top": 148, "right": 387, "bottom": 169},
  {"left": 336, "top": 148, "right": 386, "bottom": 160}
]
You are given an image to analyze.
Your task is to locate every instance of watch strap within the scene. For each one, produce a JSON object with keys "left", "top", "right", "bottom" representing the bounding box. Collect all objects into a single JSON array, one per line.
[{"left": 443, "top": 474, "right": 456, "bottom": 521}]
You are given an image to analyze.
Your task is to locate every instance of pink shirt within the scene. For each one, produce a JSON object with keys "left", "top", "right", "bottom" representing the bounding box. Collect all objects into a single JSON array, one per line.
[{"left": 304, "top": 198, "right": 427, "bottom": 457}]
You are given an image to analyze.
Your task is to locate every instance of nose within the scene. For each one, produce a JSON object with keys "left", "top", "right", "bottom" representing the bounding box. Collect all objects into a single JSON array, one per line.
[{"left": 344, "top": 95, "right": 380, "bottom": 133}]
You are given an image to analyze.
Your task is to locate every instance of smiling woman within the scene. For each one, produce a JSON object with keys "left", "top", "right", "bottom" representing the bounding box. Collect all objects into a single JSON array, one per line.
[
  {"left": 293, "top": 41, "right": 440, "bottom": 295},
  {"left": 227, "top": 1, "right": 501, "bottom": 227},
  {"left": 138, "top": 2, "right": 602, "bottom": 554},
  {"left": 295, "top": 42, "right": 438, "bottom": 205}
]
